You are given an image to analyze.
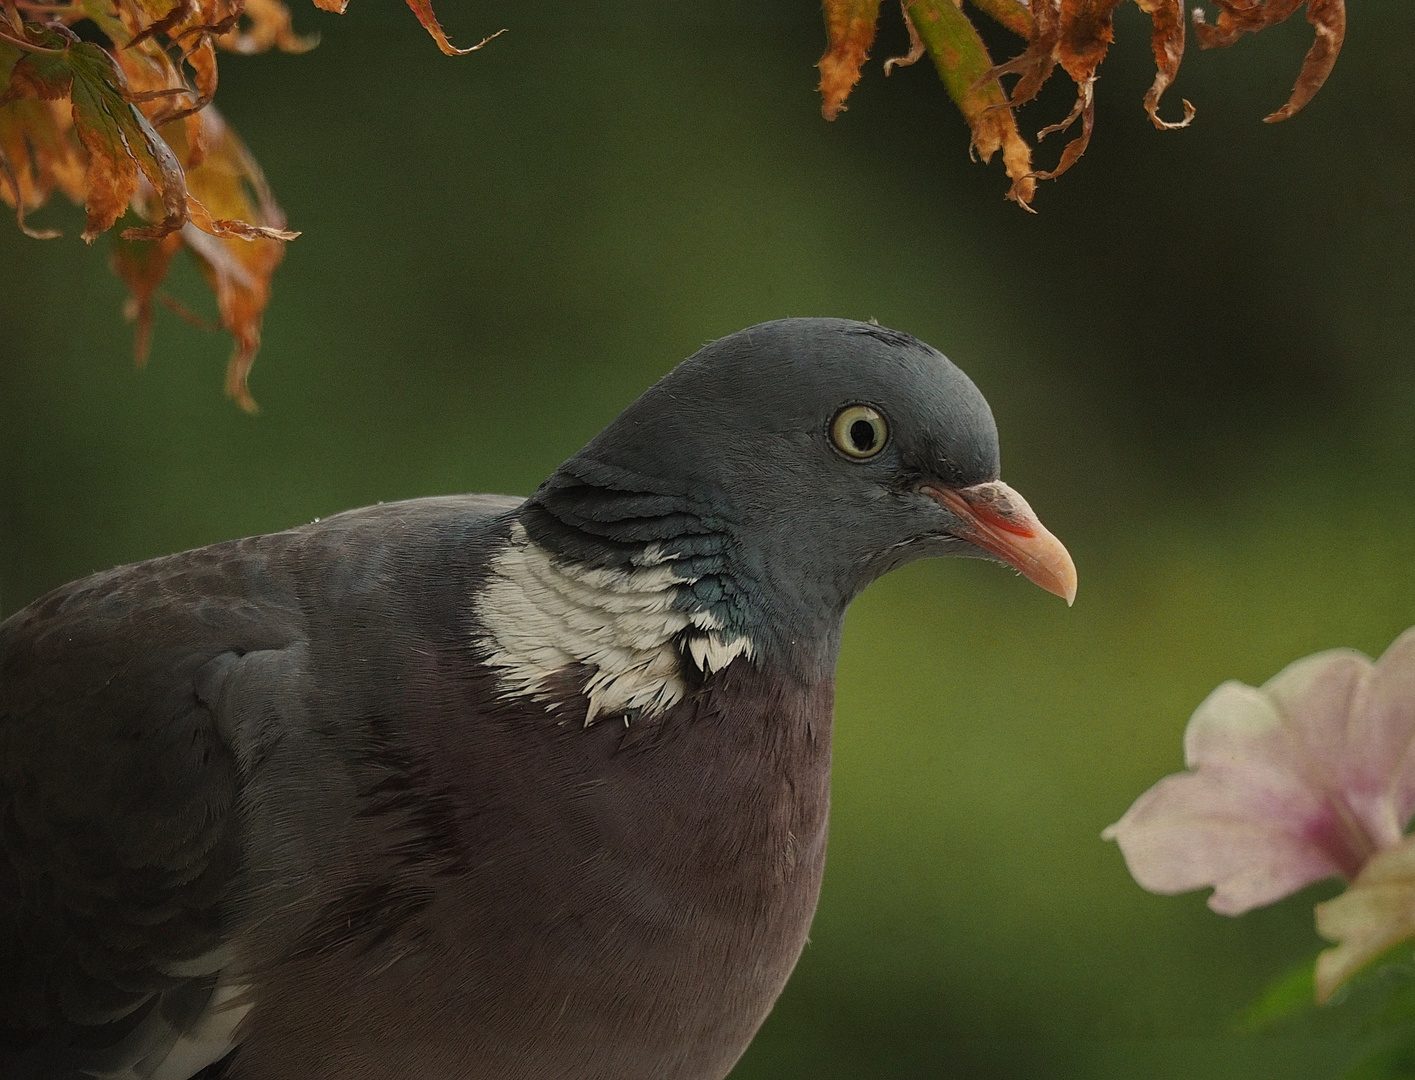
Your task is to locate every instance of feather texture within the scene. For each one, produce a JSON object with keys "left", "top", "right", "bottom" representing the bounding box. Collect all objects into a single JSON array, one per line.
[{"left": 476, "top": 522, "right": 753, "bottom": 724}]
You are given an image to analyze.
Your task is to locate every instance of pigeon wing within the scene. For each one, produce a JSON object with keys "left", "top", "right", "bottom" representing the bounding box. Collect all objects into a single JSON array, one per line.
[
  {"left": 1, "top": 495, "right": 525, "bottom": 1080},
  {"left": 0, "top": 534, "right": 314, "bottom": 1079}
]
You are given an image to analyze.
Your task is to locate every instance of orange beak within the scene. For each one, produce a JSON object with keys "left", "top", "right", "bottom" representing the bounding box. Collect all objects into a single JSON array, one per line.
[{"left": 921, "top": 480, "right": 1078, "bottom": 606}]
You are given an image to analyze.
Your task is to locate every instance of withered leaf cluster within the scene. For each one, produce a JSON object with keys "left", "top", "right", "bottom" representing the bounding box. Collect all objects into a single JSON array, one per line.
[
  {"left": 0, "top": 0, "right": 498, "bottom": 408},
  {"left": 818, "top": 0, "right": 1347, "bottom": 208}
]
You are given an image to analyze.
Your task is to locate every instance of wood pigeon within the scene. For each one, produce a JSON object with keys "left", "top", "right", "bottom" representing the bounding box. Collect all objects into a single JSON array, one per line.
[{"left": 0, "top": 318, "right": 1075, "bottom": 1080}]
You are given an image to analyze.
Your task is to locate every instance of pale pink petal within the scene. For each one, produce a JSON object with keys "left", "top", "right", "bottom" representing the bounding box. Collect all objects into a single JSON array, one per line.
[
  {"left": 1106, "top": 635, "right": 1415, "bottom": 915},
  {"left": 1357, "top": 629, "right": 1415, "bottom": 830},
  {"left": 1103, "top": 776, "right": 1345, "bottom": 914},
  {"left": 1315, "top": 834, "right": 1415, "bottom": 1002},
  {"left": 1106, "top": 680, "right": 1348, "bottom": 914},
  {"left": 1261, "top": 649, "right": 1368, "bottom": 771}
]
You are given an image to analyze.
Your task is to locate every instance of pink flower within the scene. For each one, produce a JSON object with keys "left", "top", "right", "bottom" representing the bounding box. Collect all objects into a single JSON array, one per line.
[{"left": 1104, "top": 628, "right": 1415, "bottom": 917}]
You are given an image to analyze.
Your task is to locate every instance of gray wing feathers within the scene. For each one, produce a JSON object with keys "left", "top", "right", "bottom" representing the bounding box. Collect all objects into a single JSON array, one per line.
[
  {"left": 0, "top": 540, "right": 302, "bottom": 1079},
  {"left": 1, "top": 495, "right": 521, "bottom": 1079}
]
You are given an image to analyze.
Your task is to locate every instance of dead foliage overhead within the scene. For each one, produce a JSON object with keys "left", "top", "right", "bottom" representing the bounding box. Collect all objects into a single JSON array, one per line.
[
  {"left": 2, "top": 0, "right": 1350, "bottom": 404},
  {"left": 0, "top": 0, "right": 500, "bottom": 409},
  {"left": 817, "top": 0, "right": 1347, "bottom": 208}
]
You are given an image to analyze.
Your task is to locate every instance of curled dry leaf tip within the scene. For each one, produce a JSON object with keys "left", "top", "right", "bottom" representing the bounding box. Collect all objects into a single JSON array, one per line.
[
  {"left": 1135, "top": 0, "right": 1194, "bottom": 128},
  {"left": 1264, "top": 0, "right": 1345, "bottom": 122},
  {"left": 817, "top": 0, "right": 882, "bottom": 120},
  {"left": 0, "top": 144, "right": 60, "bottom": 236},
  {"left": 882, "top": 0, "right": 924, "bottom": 77},
  {"left": 402, "top": 0, "right": 505, "bottom": 58},
  {"left": 1192, "top": 0, "right": 1346, "bottom": 123}
]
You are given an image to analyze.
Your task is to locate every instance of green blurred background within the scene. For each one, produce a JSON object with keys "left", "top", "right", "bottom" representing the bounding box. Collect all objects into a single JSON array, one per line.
[{"left": 4, "top": 1, "right": 1415, "bottom": 1075}]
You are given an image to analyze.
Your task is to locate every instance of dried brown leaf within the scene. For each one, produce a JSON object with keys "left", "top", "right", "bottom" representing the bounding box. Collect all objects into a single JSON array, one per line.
[
  {"left": 160, "top": 33, "right": 215, "bottom": 124},
  {"left": 400, "top": 0, "right": 503, "bottom": 58},
  {"left": 883, "top": 0, "right": 924, "bottom": 75},
  {"left": 1134, "top": 0, "right": 1194, "bottom": 128},
  {"left": 1266, "top": 0, "right": 1344, "bottom": 122},
  {"left": 0, "top": 145, "right": 59, "bottom": 236},
  {"left": 817, "top": 0, "right": 882, "bottom": 120},
  {"left": 106, "top": 98, "right": 295, "bottom": 388},
  {"left": 216, "top": 0, "right": 315, "bottom": 54},
  {"left": 1, "top": 0, "right": 518, "bottom": 403},
  {"left": 127, "top": 0, "right": 194, "bottom": 48},
  {"left": 77, "top": 59, "right": 188, "bottom": 236},
  {"left": 0, "top": 94, "right": 86, "bottom": 215},
  {"left": 2, "top": 31, "right": 74, "bottom": 100},
  {"left": 1021, "top": 0, "right": 1124, "bottom": 179},
  {"left": 982, "top": 0, "right": 1125, "bottom": 183},
  {"left": 1031, "top": 76, "right": 1093, "bottom": 179},
  {"left": 986, "top": 0, "right": 1060, "bottom": 112},
  {"left": 103, "top": 11, "right": 181, "bottom": 84},
  {"left": 187, "top": 195, "right": 296, "bottom": 239},
  {"left": 4, "top": 28, "right": 190, "bottom": 239},
  {"left": 907, "top": 0, "right": 1035, "bottom": 206},
  {"left": 184, "top": 223, "right": 268, "bottom": 410},
  {"left": 967, "top": 0, "right": 1034, "bottom": 39},
  {"left": 1057, "top": 0, "right": 1125, "bottom": 81},
  {"left": 154, "top": 0, "right": 247, "bottom": 45},
  {"left": 1192, "top": 0, "right": 1343, "bottom": 121},
  {"left": 165, "top": 104, "right": 290, "bottom": 409},
  {"left": 1191, "top": 0, "right": 1302, "bottom": 48},
  {"left": 110, "top": 229, "right": 182, "bottom": 362},
  {"left": 180, "top": 106, "right": 204, "bottom": 164}
]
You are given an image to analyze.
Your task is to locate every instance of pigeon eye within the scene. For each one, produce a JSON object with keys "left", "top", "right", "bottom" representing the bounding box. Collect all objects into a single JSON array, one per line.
[{"left": 830, "top": 405, "right": 888, "bottom": 460}]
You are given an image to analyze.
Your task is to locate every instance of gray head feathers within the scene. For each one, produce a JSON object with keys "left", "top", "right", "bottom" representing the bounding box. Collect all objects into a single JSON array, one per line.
[{"left": 518, "top": 318, "right": 1008, "bottom": 678}]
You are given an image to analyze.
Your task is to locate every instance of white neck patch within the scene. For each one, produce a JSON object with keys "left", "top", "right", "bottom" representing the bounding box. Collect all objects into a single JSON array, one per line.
[{"left": 475, "top": 522, "right": 754, "bottom": 724}]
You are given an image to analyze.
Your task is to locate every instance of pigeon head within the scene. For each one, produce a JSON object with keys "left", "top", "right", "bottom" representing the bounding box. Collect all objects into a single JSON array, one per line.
[{"left": 489, "top": 318, "right": 1075, "bottom": 718}]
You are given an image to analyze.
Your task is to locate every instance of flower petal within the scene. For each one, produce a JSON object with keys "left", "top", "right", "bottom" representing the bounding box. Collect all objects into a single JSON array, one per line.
[
  {"left": 1105, "top": 737, "right": 1347, "bottom": 914},
  {"left": 1358, "top": 629, "right": 1415, "bottom": 830},
  {"left": 1315, "top": 835, "right": 1415, "bottom": 1002},
  {"left": 1106, "top": 634, "right": 1415, "bottom": 915}
]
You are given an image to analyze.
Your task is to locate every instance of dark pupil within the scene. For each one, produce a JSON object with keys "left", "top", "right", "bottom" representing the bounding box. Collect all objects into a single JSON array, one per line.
[{"left": 849, "top": 418, "right": 877, "bottom": 452}]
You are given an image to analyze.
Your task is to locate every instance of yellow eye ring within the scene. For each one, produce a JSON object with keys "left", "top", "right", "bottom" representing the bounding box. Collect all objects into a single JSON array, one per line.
[{"left": 830, "top": 405, "right": 888, "bottom": 460}]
